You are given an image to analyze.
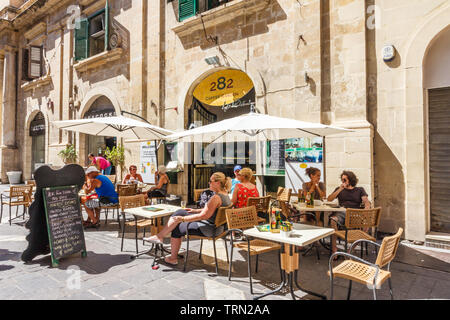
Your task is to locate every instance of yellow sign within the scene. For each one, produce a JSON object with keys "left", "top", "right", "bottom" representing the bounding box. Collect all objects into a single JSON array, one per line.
[
  {"left": 300, "top": 164, "right": 308, "bottom": 169},
  {"left": 193, "top": 69, "right": 254, "bottom": 106}
]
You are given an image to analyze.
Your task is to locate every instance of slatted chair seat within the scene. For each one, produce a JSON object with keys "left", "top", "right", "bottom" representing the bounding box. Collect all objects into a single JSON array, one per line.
[
  {"left": 327, "top": 260, "right": 391, "bottom": 287},
  {"left": 335, "top": 230, "right": 376, "bottom": 243},
  {"left": 234, "top": 239, "right": 281, "bottom": 255},
  {"left": 328, "top": 228, "right": 403, "bottom": 300}
]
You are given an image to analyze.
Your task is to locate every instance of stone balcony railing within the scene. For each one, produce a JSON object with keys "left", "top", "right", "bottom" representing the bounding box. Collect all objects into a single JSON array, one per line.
[
  {"left": 73, "top": 48, "right": 124, "bottom": 73},
  {"left": 172, "top": 0, "right": 271, "bottom": 37}
]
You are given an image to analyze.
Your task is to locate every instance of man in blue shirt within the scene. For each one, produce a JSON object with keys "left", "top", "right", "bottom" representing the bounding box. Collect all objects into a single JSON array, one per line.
[
  {"left": 81, "top": 166, "right": 118, "bottom": 228},
  {"left": 230, "top": 165, "right": 242, "bottom": 195}
]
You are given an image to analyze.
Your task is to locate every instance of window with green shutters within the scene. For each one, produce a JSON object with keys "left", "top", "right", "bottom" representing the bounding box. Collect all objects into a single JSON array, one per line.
[
  {"left": 179, "top": 0, "right": 197, "bottom": 21},
  {"left": 74, "top": 18, "right": 89, "bottom": 62}
]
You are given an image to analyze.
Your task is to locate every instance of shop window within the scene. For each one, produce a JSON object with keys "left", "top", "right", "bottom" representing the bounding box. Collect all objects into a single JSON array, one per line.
[
  {"left": 22, "top": 46, "right": 45, "bottom": 81},
  {"left": 178, "top": 0, "right": 233, "bottom": 22},
  {"left": 74, "top": 5, "right": 109, "bottom": 62}
]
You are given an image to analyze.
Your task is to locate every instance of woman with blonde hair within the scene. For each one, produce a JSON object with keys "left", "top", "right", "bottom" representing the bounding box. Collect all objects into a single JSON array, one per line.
[
  {"left": 231, "top": 167, "right": 259, "bottom": 208},
  {"left": 144, "top": 172, "right": 232, "bottom": 265}
]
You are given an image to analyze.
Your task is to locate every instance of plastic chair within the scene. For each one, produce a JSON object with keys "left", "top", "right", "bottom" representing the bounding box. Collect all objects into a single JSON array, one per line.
[
  {"left": 183, "top": 204, "right": 233, "bottom": 274},
  {"left": 224, "top": 206, "right": 281, "bottom": 294},
  {"left": 328, "top": 228, "right": 403, "bottom": 300}
]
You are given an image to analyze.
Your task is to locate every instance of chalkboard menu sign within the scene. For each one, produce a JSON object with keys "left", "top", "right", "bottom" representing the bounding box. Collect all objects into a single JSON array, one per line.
[{"left": 42, "top": 185, "right": 87, "bottom": 267}]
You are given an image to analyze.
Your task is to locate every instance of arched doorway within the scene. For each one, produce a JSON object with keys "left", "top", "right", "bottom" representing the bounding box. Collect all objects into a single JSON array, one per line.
[
  {"left": 29, "top": 112, "right": 46, "bottom": 173},
  {"left": 185, "top": 69, "right": 256, "bottom": 202},
  {"left": 83, "top": 96, "right": 117, "bottom": 173},
  {"left": 424, "top": 26, "right": 450, "bottom": 234}
]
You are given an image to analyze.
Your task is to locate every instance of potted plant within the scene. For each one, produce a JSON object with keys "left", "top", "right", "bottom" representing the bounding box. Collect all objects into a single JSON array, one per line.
[
  {"left": 58, "top": 144, "right": 78, "bottom": 164},
  {"left": 105, "top": 143, "right": 125, "bottom": 181}
]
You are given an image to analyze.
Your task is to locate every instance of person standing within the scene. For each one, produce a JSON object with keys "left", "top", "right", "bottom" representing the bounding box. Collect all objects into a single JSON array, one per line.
[{"left": 88, "top": 153, "right": 112, "bottom": 175}]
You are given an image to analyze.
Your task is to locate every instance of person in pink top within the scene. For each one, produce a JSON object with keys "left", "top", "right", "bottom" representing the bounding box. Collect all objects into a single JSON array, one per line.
[{"left": 88, "top": 153, "right": 112, "bottom": 175}]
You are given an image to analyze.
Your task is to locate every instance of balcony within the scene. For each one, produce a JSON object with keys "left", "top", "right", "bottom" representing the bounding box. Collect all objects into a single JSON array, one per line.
[
  {"left": 172, "top": 0, "right": 271, "bottom": 37},
  {"left": 73, "top": 48, "right": 124, "bottom": 73}
]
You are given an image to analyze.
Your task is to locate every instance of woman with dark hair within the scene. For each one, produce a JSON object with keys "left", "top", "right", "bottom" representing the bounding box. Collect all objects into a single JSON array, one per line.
[
  {"left": 301, "top": 167, "right": 326, "bottom": 225},
  {"left": 327, "top": 170, "right": 371, "bottom": 256}
]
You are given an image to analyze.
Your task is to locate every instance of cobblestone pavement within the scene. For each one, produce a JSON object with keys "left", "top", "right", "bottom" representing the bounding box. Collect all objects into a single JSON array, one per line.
[{"left": 0, "top": 185, "right": 449, "bottom": 300}]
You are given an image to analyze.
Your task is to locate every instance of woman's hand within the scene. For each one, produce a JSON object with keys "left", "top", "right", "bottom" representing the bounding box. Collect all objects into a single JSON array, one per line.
[
  {"left": 173, "top": 216, "right": 184, "bottom": 223},
  {"left": 185, "top": 208, "right": 193, "bottom": 212}
]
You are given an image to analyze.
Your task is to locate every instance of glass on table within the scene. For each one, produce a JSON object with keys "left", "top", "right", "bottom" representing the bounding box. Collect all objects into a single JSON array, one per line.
[{"left": 180, "top": 200, "right": 186, "bottom": 209}]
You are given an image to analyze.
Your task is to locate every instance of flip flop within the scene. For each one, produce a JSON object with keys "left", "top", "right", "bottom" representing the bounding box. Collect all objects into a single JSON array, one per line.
[{"left": 164, "top": 257, "right": 178, "bottom": 266}]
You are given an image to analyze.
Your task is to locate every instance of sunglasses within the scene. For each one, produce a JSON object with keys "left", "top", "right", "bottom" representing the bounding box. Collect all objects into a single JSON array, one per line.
[{"left": 209, "top": 179, "right": 216, "bottom": 184}]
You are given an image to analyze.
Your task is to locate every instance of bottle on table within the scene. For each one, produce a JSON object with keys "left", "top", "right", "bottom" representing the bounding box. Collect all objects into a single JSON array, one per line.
[
  {"left": 270, "top": 209, "right": 278, "bottom": 233},
  {"left": 306, "top": 192, "right": 314, "bottom": 208}
]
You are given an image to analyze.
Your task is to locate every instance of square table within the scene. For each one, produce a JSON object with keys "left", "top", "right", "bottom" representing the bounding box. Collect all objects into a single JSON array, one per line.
[
  {"left": 124, "top": 203, "right": 182, "bottom": 268},
  {"left": 244, "top": 223, "right": 334, "bottom": 300}
]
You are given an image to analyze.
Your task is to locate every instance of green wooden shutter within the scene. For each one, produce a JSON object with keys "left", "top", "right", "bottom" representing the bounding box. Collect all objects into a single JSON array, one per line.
[
  {"left": 74, "top": 18, "right": 89, "bottom": 62},
  {"left": 179, "top": 0, "right": 197, "bottom": 22},
  {"left": 104, "top": 0, "right": 109, "bottom": 51}
]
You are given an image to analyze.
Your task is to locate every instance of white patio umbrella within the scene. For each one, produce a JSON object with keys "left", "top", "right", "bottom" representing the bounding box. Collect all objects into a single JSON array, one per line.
[
  {"left": 53, "top": 116, "right": 173, "bottom": 141},
  {"left": 166, "top": 112, "right": 350, "bottom": 143}
]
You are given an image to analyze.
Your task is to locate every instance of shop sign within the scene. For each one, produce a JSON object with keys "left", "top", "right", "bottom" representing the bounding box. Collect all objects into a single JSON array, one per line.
[
  {"left": 30, "top": 119, "right": 45, "bottom": 136},
  {"left": 140, "top": 141, "right": 157, "bottom": 184},
  {"left": 193, "top": 69, "right": 254, "bottom": 107}
]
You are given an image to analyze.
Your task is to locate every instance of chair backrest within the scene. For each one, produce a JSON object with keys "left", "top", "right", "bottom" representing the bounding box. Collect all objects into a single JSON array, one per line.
[
  {"left": 119, "top": 194, "right": 145, "bottom": 211},
  {"left": 277, "top": 186, "right": 292, "bottom": 203},
  {"left": 194, "top": 188, "right": 207, "bottom": 202},
  {"left": 10, "top": 185, "right": 33, "bottom": 199},
  {"left": 375, "top": 228, "right": 403, "bottom": 268},
  {"left": 105, "top": 175, "right": 116, "bottom": 184},
  {"left": 225, "top": 206, "right": 259, "bottom": 231},
  {"left": 215, "top": 204, "right": 233, "bottom": 228},
  {"left": 344, "top": 207, "right": 382, "bottom": 229},
  {"left": 246, "top": 196, "right": 271, "bottom": 214},
  {"left": 117, "top": 184, "right": 138, "bottom": 196},
  {"left": 26, "top": 180, "right": 36, "bottom": 187},
  {"left": 279, "top": 201, "right": 291, "bottom": 219}
]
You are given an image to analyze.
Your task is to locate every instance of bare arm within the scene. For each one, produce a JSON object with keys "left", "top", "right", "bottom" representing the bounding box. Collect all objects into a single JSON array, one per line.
[
  {"left": 95, "top": 159, "right": 102, "bottom": 171},
  {"left": 137, "top": 174, "right": 144, "bottom": 183},
  {"left": 362, "top": 196, "right": 371, "bottom": 209},
  {"left": 328, "top": 185, "right": 344, "bottom": 202},
  {"left": 122, "top": 174, "right": 130, "bottom": 184},
  {"left": 183, "top": 195, "right": 221, "bottom": 223},
  {"left": 231, "top": 185, "right": 239, "bottom": 206}
]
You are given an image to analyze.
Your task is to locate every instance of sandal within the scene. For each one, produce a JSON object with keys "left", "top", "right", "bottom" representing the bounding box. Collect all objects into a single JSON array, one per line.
[{"left": 164, "top": 257, "right": 178, "bottom": 266}]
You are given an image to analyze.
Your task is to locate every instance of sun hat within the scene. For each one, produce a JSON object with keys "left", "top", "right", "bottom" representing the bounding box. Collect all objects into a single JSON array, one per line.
[
  {"left": 85, "top": 166, "right": 99, "bottom": 174},
  {"left": 233, "top": 165, "right": 242, "bottom": 172}
]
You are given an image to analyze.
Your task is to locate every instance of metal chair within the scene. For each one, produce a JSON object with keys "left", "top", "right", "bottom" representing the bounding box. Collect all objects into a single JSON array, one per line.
[
  {"left": 225, "top": 206, "right": 281, "bottom": 294},
  {"left": 104, "top": 184, "right": 138, "bottom": 226},
  {"left": 183, "top": 204, "right": 233, "bottom": 274},
  {"left": 328, "top": 228, "right": 403, "bottom": 300},
  {"left": 119, "top": 194, "right": 152, "bottom": 254},
  {"left": 332, "top": 207, "right": 382, "bottom": 257},
  {"left": 0, "top": 185, "right": 33, "bottom": 225},
  {"left": 246, "top": 196, "right": 271, "bottom": 224}
]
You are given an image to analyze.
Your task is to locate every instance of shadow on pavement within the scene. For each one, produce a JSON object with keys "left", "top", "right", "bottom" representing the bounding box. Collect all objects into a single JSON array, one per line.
[
  {"left": 394, "top": 244, "right": 450, "bottom": 273},
  {"left": 24, "top": 251, "right": 134, "bottom": 274}
]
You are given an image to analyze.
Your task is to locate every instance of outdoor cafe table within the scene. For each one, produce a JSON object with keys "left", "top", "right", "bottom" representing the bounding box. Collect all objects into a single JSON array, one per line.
[
  {"left": 124, "top": 203, "right": 182, "bottom": 268},
  {"left": 244, "top": 223, "right": 334, "bottom": 300},
  {"left": 292, "top": 203, "right": 346, "bottom": 227}
]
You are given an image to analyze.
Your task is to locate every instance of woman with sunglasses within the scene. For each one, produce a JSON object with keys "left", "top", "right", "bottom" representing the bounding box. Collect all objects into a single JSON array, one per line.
[
  {"left": 143, "top": 172, "right": 231, "bottom": 266},
  {"left": 122, "top": 165, "right": 144, "bottom": 184},
  {"left": 327, "top": 170, "right": 371, "bottom": 256}
]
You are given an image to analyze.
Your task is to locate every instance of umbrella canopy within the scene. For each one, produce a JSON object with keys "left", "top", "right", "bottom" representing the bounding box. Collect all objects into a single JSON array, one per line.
[
  {"left": 166, "top": 112, "right": 350, "bottom": 143},
  {"left": 53, "top": 116, "right": 173, "bottom": 140}
]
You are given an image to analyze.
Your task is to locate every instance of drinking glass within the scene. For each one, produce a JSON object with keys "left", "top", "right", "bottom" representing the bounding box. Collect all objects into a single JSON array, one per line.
[{"left": 181, "top": 200, "right": 186, "bottom": 209}]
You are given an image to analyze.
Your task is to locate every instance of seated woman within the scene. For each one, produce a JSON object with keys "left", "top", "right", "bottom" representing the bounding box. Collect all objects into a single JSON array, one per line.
[
  {"left": 122, "top": 165, "right": 144, "bottom": 185},
  {"left": 231, "top": 167, "right": 259, "bottom": 208},
  {"left": 300, "top": 167, "right": 326, "bottom": 224},
  {"left": 147, "top": 165, "right": 170, "bottom": 202},
  {"left": 144, "top": 172, "right": 231, "bottom": 265},
  {"left": 327, "top": 170, "right": 371, "bottom": 256}
]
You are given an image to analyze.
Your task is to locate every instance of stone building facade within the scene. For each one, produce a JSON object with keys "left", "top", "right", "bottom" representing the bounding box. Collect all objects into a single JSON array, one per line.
[{"left": 0, "top": 0, "right": 449, "bottom": 244}]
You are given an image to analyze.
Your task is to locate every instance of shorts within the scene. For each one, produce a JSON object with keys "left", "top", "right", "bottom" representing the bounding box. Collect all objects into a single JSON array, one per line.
[
  {"left": 85, "top": 198, "right": 100, "bottom": 209},
  {"left": 329, "top": 211, "right": 346, "bottom": 228}
]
